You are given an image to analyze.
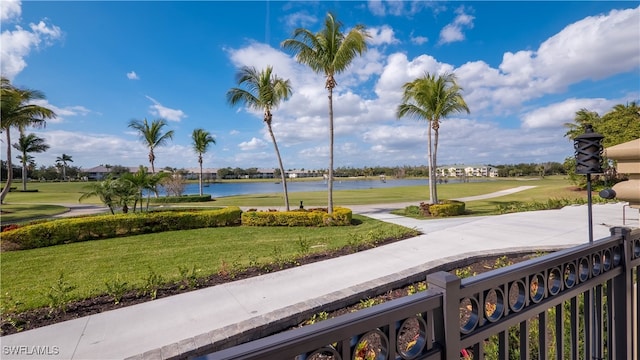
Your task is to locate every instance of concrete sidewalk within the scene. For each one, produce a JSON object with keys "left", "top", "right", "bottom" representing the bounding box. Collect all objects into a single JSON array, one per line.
[{"left": 1, "top": 200, "right": 638, "bottom": 360}]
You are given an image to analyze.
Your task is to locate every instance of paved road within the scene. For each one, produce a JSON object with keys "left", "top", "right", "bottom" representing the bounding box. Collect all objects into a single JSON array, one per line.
[{"left": 2, "top": 188, "right": 638, "bottom": 360}]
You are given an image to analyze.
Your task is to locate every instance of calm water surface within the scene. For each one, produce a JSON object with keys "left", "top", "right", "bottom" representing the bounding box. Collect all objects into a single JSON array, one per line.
[{"left": 177, "top": 178, "right": 430, "bottom": 197}]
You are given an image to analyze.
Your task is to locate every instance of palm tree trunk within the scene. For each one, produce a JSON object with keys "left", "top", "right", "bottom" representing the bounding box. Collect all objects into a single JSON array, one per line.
[
  {"left": 198, "top": 159, "right": 204, "bottom": 196},
  {"left": 432, "top": 126, "right": 439, "bottom": 204},
  {"left": 328, "top": 87, "right": 334, "bottom": 214},
  {"left": 1, "top": 131, "right": 14, "bottom": 204},
  {"left": 267, "top": 124, "right": 290, "bottom": 211},
  {"left": 427, "top": 121, "right": 435, "bottom": 204},
  {"left": 149, "top": 157, "right": 159, "bottom": 198},
  {"left": 21, "top": 161, "right": 27, "bottom": 191}
]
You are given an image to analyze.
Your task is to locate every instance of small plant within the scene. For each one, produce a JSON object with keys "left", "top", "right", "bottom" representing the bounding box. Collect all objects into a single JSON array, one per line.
[
  {"left": 105, "top": 275, "right": 129, "bottom": 304},
  {"left": 455, "top": 266, "right": 476, "bottom": 279},
  {"left": 347, "top": 232, "right": 364, "bottom": 249},
  {"left": 228, "top": 256, "right": 244, "bottom": 279},
  {"left": 47, "top": 272, "right": 77, "bottom": 314},
  {"left": 141, "top": 267, "right": 164, "bottom": 300},
  {"left": 407, "top": 282, "right": 428, "bottom": 295},
  {"left": 305, "top": 311, "right": 329, "bottom": 325},
  {"left": 271, "top": 246, "right": 287, "bottom": 269},
  {"left": 354, "top": 339, "right": 376, "bottom": 360},
  {"left": 1, "top": 293, "right": 25, "bottom": 332},
  {"left": 297, "top": 235, "right": 311, "bottom": 255},
  {"left": 359, "top": 298, "right": 377, "bottom": 309},
  {"left": 494, "top": 255, "right": 512, "bottom": 268},
  {"left": 178, "top": 265, "right": 201, "bottom": 289}
]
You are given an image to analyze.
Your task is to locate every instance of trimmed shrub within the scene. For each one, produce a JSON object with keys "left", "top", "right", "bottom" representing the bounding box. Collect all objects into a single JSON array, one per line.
[
  {"left": 242, "top": 207, "right": 352, "bottom": 227},
  {"left": 1, "top": 207, "right": 242, "bottom": 251},
  {"left": 420, "top": 200, "right": 465, "bottom": 217}
]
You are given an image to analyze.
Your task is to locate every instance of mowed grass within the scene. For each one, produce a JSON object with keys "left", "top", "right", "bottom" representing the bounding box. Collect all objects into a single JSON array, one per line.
[
  {"left": 1, "top": 215, "right": 415, "bottom": 312},
  {"left": 0, "top": 204, "right": 69, "bottom": 223}
]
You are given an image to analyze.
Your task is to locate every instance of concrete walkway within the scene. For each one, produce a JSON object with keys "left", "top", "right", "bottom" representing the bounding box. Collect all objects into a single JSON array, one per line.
[{"left": 1, "top": 189, "right": 638, "bottom": 360}]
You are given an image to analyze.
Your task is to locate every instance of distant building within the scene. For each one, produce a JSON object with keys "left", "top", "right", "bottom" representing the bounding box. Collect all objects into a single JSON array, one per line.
[
  {"left": 436, "top": 165, "right": 498, "bottom": 178},
  {"left": 287, "top": 169, "right": 319, "bottom": 179}
]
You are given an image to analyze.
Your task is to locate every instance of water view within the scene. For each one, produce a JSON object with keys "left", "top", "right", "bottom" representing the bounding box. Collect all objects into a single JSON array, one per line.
[{"left": 167, "top": 178, "right": 479, "bottom": 198}]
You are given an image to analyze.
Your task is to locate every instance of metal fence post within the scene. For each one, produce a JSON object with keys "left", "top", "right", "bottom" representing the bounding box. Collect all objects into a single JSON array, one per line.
[
  {"left": 610, "top": 226, "right": 633, "bottom": 359},
  {"left": 428, "top": 271, "right": 462, "bottom": 360}
]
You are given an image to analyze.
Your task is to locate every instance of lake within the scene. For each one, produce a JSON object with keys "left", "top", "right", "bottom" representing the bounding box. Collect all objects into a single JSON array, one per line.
[{"left": 164, "top": 178, "right": 475, "bottom": 197}]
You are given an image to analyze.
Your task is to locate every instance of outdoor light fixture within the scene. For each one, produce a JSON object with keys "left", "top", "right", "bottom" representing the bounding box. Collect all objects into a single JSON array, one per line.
[{"left": 573, "top": 124, "right": 604, "bottom": 244}]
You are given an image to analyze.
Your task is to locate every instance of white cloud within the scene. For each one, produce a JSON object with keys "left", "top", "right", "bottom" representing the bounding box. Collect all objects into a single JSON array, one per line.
[
  {"left": 283, "top": 11, "right": 317, "bottom": 28},
  {"left": 0, "top": 0, "right": 21, "bottom": 22},
  {"left": 367, "top": 25, "right": 400, "bottom": 46},
  {"left": 410, "top": 33, "right": 428, "bottom": 45},
  {"left": 521, "top": 98, "right": 616, "bottom": 129},
  {"left": 454, "top": 6, "right": 640, "bottom": 116},
  {"left": 0, "top": 18, "right": 62, "bottom": 79},
  {"left": 438, "top": 6, "right": 475, "bottom": 45},
  {"left": 238, "top": 137, "right": 267, "bottom": 151},
  {"left": 29, "top": 99, "right": 90, "bottom": 124},
  {"left": 368, "top": 0, "right": 428, "bottom": 17},
  {"left": 145, "top": 96, "right": 187, "bottom": 122},
  {"left": 229, "top": 130, "right": 240, "bottom": 135},
  {"left": 126, "top": 71, "right": 139, "bottom": 80}
]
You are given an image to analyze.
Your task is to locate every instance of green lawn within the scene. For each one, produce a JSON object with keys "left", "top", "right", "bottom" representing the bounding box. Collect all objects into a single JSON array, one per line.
[
  {"left": 0, "top": 215, "right": 416, "bottom": 313},
  {"left": 0, "top": 204, "right": 70, "bottom": 223}
]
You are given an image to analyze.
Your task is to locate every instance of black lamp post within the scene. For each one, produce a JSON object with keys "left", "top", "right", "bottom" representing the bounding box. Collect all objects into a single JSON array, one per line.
[{"left": 574, "top": 124, "right": 604, "bottom": 243}]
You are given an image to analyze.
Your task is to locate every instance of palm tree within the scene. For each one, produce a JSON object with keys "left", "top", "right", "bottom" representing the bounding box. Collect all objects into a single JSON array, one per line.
[
  {"left": 564, "top": 108, "right": 600, "bottom": 140},
  {"left": 120, "top": 166, "right": 154, "bottom": 212},
  {"left": 191, "top": 128, "right": 216, "bottom": 196},
  {"left": 397, "top": 72, "right": 469, "bottom": 204},
  {"left": 79, "top": 178, "right": 118, "bottom": 214},
  {"left": 0, "top": 77, "right": 56, "bottom": 203},
  {"left": 281, "top": 12, "right": 369, "bottom": 214},
  {"left": 55, "top": 153, "right": 73, "bottom": 181},
  {"left": 227, "top": 65, "right": 293, "bottom": 210},
  {"left": 127, "top": 118, "right": 174, "bottom": 174},
  {"left": 12, "top": 133, "right": 50, "bottom": 190}
]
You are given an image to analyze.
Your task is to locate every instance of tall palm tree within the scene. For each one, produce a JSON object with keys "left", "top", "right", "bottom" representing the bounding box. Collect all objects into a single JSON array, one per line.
[
  {"left": 397, "top": 72, "right": 469, "bottom": 204},
  {"left": 0, "top": 77, "right": 56, "bottom": 203},
  {"left": 281, "top": 12, "right": 369, "bottom": 214},
  {"left": 191, "top": 128, "right": 216, "bottom": 196},
  {"left": 127, "top": 118, "right": 174, "bottom": 174},
  {"left": 12, "top": 133, "right": 50, "bottom": 190},
  {"left": 227, "top": 65, "right": 293, "bottom": 210},
  {"left": 55, "top": 153, "right": 73, "bottom": 181}
]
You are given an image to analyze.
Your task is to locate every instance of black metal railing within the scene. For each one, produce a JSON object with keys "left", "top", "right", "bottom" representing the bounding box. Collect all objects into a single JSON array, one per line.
[{"left": 193, "top": 227, "right": 640, "bottom": 360}]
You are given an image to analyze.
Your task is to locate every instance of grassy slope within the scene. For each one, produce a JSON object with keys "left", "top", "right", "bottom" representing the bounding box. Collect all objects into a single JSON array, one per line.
[{"left": 1, "top": 215, "right": 414, "bottom": 312}]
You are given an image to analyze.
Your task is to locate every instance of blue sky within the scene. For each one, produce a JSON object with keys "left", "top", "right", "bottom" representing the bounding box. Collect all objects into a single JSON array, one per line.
[{"left": 2, "top": 1, "right": 639, "bottom": 172}]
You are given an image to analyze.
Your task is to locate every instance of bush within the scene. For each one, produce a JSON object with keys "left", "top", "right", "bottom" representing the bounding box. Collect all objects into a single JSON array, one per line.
[
  {"left": 0, "top": 207, "right": 242, "bottom": 251},
  {"left": 148, "top": 194, "right": 212, "bottom": 203},
  {"left": 420, "top": 200, "right": 465, "bottom": 217},
  {"left": 241, "top": 207, "right": 352, "bottom": 227}
]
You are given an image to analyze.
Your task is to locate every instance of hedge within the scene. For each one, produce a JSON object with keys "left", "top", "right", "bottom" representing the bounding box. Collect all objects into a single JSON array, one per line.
[
  {"left": 241, "top": 207, "right": 352, "bottom": 226},
  {"left": 428, "top": 200, "right": 466, "bottom": 217},
  {"left": 1, "top": 207, "right": 242, "bottom": 251}
]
